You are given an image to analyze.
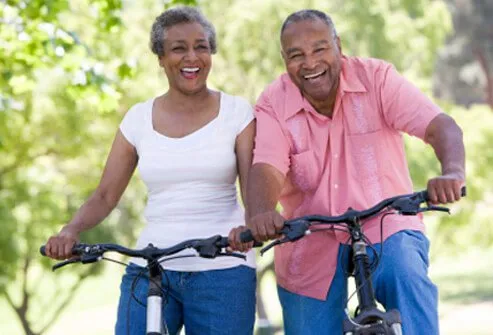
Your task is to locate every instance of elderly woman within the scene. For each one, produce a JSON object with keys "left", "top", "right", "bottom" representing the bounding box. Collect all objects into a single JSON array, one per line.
[{"left": 44, "top": 6, "right": 256, "bottom": 335}]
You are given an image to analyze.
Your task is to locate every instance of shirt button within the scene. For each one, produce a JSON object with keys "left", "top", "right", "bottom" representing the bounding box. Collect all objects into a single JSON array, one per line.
[
  {"left": 334, "top": 154, "right": 338, "bottom": 159},
  {"left": 334, "top": 184, "right": 339, "bottom": 189}
]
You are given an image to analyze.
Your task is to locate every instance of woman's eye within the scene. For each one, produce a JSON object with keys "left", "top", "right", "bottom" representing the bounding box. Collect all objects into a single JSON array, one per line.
[
  {"left": 315, "top": 48, "right": 326, "bottom": 53},
  {"left": 290, "top": 54, "right": 302, "bottom": 60},
  {"left": 172, "top": 46, "right": 185, "bottom": 51}
]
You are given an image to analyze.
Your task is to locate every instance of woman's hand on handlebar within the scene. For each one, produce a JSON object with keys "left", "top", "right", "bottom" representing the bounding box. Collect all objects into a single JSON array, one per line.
[
  {"left": 44, "top": 226, "right": 79, "bottom": 260},
  {"left": 247, "top": 210, "right": 285, "bottom": 242},
  {"left": 227, "top": 226, "right": 254, "bottom": 253}
]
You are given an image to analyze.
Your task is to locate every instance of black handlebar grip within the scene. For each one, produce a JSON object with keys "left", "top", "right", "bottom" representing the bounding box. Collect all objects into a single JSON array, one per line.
[
  {"left": 239, "top": 230, "right": 255, "bottom": 243},
  {"left": 423, "top": 186, "right": 467, "bottom": 201},
  {"left": 39, "top": 244, "right": 83, "bottom": 257}
]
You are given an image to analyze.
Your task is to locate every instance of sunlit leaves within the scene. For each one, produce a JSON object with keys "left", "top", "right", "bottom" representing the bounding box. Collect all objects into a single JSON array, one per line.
[{"left": 406, "top": 103, "right": 493, "bottom": 255}]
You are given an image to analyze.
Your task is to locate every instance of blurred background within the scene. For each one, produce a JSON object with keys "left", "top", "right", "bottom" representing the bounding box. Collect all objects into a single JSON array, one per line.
[{"left": 1, "top": 0, "right": 492, "bottom": 334}]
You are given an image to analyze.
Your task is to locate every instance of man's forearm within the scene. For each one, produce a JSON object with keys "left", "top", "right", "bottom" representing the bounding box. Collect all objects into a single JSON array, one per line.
[
  {"left": 425, "top": 114, "right": 465, "bottom": 179},
  {"left": 246, "top": 163, "right": 285, "bottom": 219}
]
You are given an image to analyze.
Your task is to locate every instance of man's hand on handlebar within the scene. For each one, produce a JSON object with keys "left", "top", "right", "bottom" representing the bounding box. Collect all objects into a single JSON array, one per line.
[
  {"left": 227, "top": 226, "right": 254, "bottom": 252},
  {"left": 427, "top": 173, "right": 464, "bottom": 204},
  {"left": 247, "top": 210, "right": 285, "bottom": 242}
]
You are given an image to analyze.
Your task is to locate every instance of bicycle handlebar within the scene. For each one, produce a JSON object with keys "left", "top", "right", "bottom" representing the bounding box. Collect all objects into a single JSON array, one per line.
[
  {"left": 40, "top": 234, "right": 244, "bottom": 271},
  {"left": 240, "top": 187, "right": 466, "bottom": 245}
]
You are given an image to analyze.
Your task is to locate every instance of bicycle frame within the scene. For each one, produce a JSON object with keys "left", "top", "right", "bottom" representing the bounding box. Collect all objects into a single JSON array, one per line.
[{"left": 342, "top": 218, "right": 402, "bottom": 335}]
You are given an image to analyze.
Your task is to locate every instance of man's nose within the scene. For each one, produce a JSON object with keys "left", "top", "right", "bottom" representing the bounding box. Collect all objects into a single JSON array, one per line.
[{"left": 302, "top": 54, "right": 318, "bottom": 70}]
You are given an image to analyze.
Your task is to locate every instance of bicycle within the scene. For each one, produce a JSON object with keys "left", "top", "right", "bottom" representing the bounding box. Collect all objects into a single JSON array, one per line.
[
  {"left": 240, "top": 187, "right": 466, "bottom": 335},
  {"left": 40, "top": 234, "right": 253, "bottom": 335}
]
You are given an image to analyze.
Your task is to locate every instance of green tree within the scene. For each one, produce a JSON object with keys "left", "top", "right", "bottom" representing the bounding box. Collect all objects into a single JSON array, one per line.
[
  {"left": 0, "top": 1, "right": 141, "bottom": 334},
  {"left": 1, "top": 0, "right": 204, "bottom": 332}
]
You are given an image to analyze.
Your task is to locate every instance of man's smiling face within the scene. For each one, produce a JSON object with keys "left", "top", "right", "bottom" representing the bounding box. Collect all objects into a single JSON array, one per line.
[{"left": 281, "top": 18, "right": 342, "bottom": 104}]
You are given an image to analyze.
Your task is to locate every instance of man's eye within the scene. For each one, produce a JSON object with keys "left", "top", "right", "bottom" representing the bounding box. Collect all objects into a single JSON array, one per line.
[
  {"left": 290, "top": 54, "right": 302, "bottom": 60},
  {"left": 315, "top": 48, "right": 326, "bottom": 53}
]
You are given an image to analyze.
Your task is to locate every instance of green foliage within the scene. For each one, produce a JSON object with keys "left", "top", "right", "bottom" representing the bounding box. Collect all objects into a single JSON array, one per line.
[
  {"left": 167, "top": 0, "right": 198, "bottom": 6},
  {"left": 203, "top": 0, "right": 452, "bottom": 101},
  {"left": 406, "top": 103, "right": 493, "bottom": 256},
  {"left": 0, "top": 0, "right": 491, "bottom": 333},
  {"left": 0, "top": 0, "right": 146, "bottom": 333},
  {"left": 1, "top": 0, "right": 132, "bottom": 276}
]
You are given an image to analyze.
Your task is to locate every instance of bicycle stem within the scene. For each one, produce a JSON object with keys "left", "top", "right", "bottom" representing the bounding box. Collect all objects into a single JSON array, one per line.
[{"left": 349, "top": 220, "right": 377, "bottom": 312}]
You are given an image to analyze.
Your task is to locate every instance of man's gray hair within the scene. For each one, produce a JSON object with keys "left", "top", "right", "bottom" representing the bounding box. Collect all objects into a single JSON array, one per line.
[
  {"left": 150, "top": 6, "right": 217, "bottom": 57},
  {"left": 281, "top": 9, "right": 338, "bottom": 39}
]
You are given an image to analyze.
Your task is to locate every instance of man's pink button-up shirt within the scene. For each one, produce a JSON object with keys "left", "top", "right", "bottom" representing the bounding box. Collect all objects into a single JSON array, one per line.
[{"left": 253, "top": 56, "right": 442, "bottom": 300}]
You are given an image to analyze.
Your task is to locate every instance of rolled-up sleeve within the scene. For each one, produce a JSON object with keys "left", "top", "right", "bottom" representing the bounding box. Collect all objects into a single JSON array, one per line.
[
  {"left": 378, "top": 64, "right": 442, "bottom": 140},
  {"left": 252, "top": 91, "right": 291, "bottom": 176}
]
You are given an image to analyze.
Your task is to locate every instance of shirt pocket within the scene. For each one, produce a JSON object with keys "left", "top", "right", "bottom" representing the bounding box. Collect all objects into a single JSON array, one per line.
[
  {"left": 344, "top": 93, "right": 383, "bottom": 135},
  {"left": 289, "top": 150, "right": 321, "bottom": 192},
  {"left": 346, "top": 130, "right": 388, "bottom": 204}
]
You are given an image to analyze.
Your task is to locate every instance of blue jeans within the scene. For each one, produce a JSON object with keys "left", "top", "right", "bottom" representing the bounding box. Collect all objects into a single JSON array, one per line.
[
  {"left": 115, "top": 264, "right": 256, "bottom": 335},
  {"left": 278, "top": 230, "right": 438, "bottom": 335}
]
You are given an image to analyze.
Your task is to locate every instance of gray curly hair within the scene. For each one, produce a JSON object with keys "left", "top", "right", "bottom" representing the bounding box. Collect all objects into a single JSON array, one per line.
[
  {"left": 150, "top": 6, "right": 217, "bottom": 57},
  {"left": 281, "top": 9, "right": 338, "bottom": 40}
]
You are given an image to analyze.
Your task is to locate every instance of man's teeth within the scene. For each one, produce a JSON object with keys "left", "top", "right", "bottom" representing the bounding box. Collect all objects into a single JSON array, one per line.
[
  {"left": 304, "top": 70, "right": 325, "bottom": 79},
  {"left": 182, "top": 67, "right": 200, "bottom": 73}
]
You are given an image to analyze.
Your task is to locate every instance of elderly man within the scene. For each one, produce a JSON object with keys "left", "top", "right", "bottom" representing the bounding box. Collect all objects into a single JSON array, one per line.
[{"left": 246, "top": 9, "right": 465, "bottom": 335}]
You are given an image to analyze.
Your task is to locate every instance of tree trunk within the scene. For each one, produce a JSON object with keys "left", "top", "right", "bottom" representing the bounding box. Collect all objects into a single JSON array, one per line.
[{"left": 4, "top": 258, "right": 40, "bottom": 335}]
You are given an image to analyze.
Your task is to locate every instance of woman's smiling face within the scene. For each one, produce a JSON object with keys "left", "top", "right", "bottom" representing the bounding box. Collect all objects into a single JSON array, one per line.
[{"left": 159, "top": 22, "right": 212, "bottom": 95}]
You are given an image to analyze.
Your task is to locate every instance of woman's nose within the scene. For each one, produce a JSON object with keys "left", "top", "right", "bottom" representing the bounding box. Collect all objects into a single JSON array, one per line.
[{"left": 184, "top": 49, "right": 199, "bottom": 61}]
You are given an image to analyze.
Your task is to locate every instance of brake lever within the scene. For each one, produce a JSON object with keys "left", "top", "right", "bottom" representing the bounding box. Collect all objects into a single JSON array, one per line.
[
  {"left": 195, "top": 235, "right": 224, "bottom": 258},
  {"left": 260, "top": 239, "right": 282, "bottom": 256},
  {"left": 52, "top": 257, "right": 82, "bottom": 271},
  {"left": 80, "top": 254, "right": 103, "bottom": 264},
  {"left": 259, "top": 220, "right": 311, "bottom": 256},
  {"left": 392, "top": 197, "right": 422, "bottom": 215},
  {"left": 419, "top": 205, "right": 450, "bottom": 214},
  {"left": 282, "top": 220, "right": 311, "bottom": 241}
]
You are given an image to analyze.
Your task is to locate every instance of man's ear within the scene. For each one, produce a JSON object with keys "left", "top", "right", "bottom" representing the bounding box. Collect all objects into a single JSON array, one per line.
[
  {"left": 336, "top": 36, "right": 342, "bottom": 53},
  {"left": 158, "top": 55, "right": 165, "bottom": 68}
]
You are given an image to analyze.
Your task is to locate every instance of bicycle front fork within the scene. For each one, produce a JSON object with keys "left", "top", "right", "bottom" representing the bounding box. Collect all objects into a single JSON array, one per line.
[{"left": 345, "top": 241, "right": 402, "bottom": 334}]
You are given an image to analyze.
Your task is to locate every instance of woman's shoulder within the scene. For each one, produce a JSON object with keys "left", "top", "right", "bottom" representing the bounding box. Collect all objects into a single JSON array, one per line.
[
  {"left": 124, "top": 97, "right": 155, "bottom": 119},
  {"left": 119, "top": 97, "right": 155, "bottom": 142},
  {"left": 218, "top": 91, "right": 252, "bottom": 113},
  {"left": 217, "top": 91, "right": 254, "bottom": 133}
]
